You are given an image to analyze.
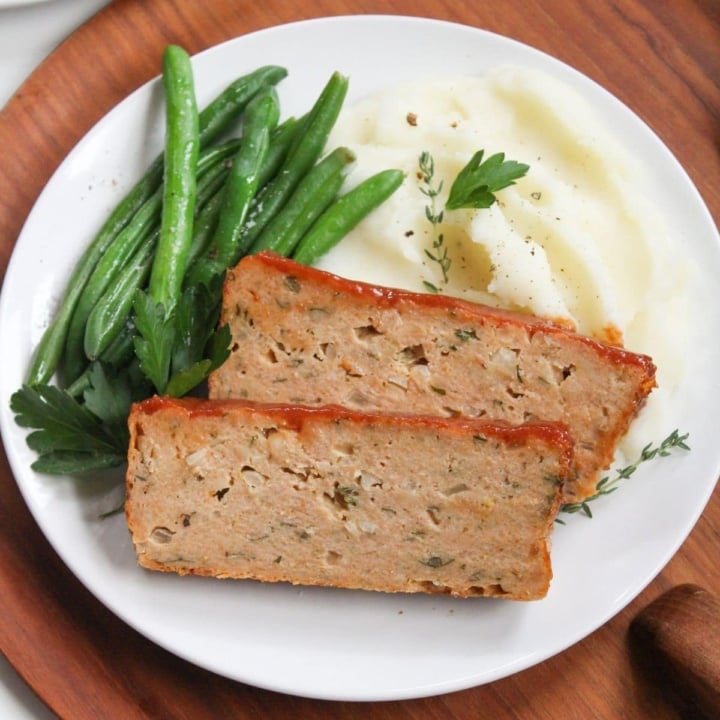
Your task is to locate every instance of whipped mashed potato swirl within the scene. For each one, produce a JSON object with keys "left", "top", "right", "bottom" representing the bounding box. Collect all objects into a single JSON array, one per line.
[{"left": 318, "top": 67, "right": 690, "bottom": 451}]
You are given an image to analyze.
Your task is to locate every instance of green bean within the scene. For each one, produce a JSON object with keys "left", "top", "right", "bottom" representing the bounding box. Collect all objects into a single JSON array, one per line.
[
  {"left": 293, "top": 169, "right": 405, "bottom": 265},
  {"left": 197, "top": 65, "right": 286, "bottom": 147},
  {"left": 185, "top": 114, "right": 300, "bottom": 279},
  {"left": 59, "top": 189, "right": 162, "bottom": 383},
  {"left": 147, "top": 45, "right": 200, "bottom": 310},
  {"left": 97, "top": 323, "right": 136, "bottom": 369},
  {"left": 249, "top": 146, "right": 355, "bottom": 256},
  {"left": 187, "top": 187, "right": 225, "bottom": 270},
  {"left": 24, "top": 157, "right": 162, "bottom": 386},
  {"left": 197, "top": 116, "right": 300, "bottom": 237},
  {"left": 203, "top": 87, "right": 280, "bottom": 271},
  {"left": 65, "top": 326, "right": 138, "bottom": 398},
  {"left": 186, "top": 160, "right": 256, "bottom": 277},
  {"left": 75, "top": 190, "right": 159, "bottom": 303},
  {"left": 233, "top": 71, "right": 349, "bottom": 259},
  {"left": 256, "top": 116, "right": 303, "bottom": 190},
  {"left": 196, "top": 156, "right": 232, "bottom": 209},
  {"left": 197, "top": 118, "right": 303, "bottom": 265},
  {"left": 64, "top": 371, "right": 92, "bottom": 399},
  {"left": 196, "top": 138, "right": 241, "bottom": 180},
  {"left": 84, "top": 233, "right": 155, "bottom": 360}
]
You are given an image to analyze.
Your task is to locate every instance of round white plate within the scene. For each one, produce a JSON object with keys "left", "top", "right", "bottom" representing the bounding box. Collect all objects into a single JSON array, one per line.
[{"left": 1, "top": 15, "right": 719, "bottom": 702}]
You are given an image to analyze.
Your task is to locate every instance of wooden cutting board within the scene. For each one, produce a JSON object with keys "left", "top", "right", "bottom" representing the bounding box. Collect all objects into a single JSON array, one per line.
[{"left": 1, "top": 1, "right": 718, "bottom": 718}]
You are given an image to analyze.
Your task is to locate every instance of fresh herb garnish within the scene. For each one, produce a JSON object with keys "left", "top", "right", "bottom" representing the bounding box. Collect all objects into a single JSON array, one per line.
[
  {"left": 418, "top": 151, "right": 451, "bottom": 284},
  {"left": 11, "top": 280, "right": 229, "bottom": 476},
  {"left": 559, "top": 429, "right": 691, "bottom": 519},
  {"left": 10, "top": 380, "right": 129, "bottom": 474},
  {"left": 446, "top": 149, "right": 529, "bottom": 210},
  {"left": 417, "top": 149, "right": 529, "bottom": 288},
  {"left": 134, "top": 277, "right": 230, "bottom": 396},
  {"left": 132, "top": 293, "right": 176, "bottom": 395}
]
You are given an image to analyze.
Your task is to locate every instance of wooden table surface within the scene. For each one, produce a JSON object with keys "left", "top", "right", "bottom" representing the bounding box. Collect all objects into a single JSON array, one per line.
[{"left": 0, "top": 1, "right": 718, "bottom": 718}]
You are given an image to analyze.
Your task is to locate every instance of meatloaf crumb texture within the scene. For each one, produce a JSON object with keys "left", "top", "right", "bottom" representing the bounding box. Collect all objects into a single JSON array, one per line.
[
  {"left": 126, "top": 397, "right": 573, "bottom": 600},
  {"left": 209, "top": 252, "right": 657, "bottom": 501}
]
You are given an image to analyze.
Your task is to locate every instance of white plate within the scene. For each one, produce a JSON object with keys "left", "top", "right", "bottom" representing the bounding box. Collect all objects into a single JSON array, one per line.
[
  {"left": 1, "top": 15, "right": 719, "bottom": 702},
  {"left": 0, "top": 0, "right": 54, "bottom": 7}
]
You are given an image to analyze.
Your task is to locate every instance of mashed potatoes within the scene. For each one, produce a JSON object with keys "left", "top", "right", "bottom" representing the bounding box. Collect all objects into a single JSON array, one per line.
[{"left": 317, "top": 67, "right": 689, "bottom": 453}]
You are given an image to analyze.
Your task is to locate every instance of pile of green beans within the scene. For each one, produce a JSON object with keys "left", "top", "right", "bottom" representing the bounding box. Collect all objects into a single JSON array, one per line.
[
  {"left": 26, "top": 60, "right": 288, "bottom": 387},
  {"left": 25, "top": 45, "right": 404, "bottom": 396}
]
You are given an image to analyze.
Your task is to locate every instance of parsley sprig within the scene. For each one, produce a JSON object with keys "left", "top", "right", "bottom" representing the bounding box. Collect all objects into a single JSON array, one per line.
[
  {"left": 133, "top": 277, "right": 230, "bottom": 397},
  {"left": 446, "top": 150, "right": 530, "bottom": 210},
  {"left": 11, "top": 375, "right": 131, "bottom": 474},
  {"left": 10, "top": 280, "right": 230, "bottom": 476},
  {"left": 559, "top": 429, "right": 691, "bottom": 519}
]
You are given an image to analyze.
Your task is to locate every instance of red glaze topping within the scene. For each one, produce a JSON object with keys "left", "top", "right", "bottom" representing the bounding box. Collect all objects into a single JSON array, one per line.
[
  {"left": 134, "top": 395, "right": 574, "bottom": 468},
  {"left": 234, "top": 251, "right": 656, "bottom": 379}
]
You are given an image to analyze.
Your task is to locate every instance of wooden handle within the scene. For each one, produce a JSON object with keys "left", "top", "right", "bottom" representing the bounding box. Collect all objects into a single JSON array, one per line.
[{"left": 631, "top": 584, "right": 720, "bottom": 718}]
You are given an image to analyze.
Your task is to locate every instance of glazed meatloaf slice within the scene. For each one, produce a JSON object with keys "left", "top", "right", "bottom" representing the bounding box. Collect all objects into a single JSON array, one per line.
[
  {"left": 209, "top": 252, "right": 656, "bottom": 502},
  {"left": 126, "top": 396, "right": 573, "bottom": 600}
]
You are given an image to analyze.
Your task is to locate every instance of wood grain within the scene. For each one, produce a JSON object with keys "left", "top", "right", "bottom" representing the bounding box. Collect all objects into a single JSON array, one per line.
[
  {"left": 0, "top": 1, "right": 718, "bottom": 718},
  {"left": 631, "top": 584, "right": 720, "bottom": 719}
]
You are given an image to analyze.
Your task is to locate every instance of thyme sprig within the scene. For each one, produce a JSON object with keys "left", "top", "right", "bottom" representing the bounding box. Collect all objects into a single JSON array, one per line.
[
  {"left": 559, "top": 429, "right": 690, "bottom": 520},
  {"left": 418, "top": 151, "right": 451, "bottom": 288}
]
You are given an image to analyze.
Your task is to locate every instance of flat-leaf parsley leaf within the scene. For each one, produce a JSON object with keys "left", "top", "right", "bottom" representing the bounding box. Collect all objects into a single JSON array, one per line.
[
  {"left": 446, "top": 150, "right": 529, "bottom": 210},
  {"left": 10, "top": 383, "right": 127, "bottom": 474}
]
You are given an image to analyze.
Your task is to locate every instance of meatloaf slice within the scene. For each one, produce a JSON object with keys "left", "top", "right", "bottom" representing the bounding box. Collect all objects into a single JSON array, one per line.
[
  {"left": 209, "top": 251, "right": 656, "bottom": 502},
  {"left": 126, "top": 396, "right": 573, "bottom": 600}
]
